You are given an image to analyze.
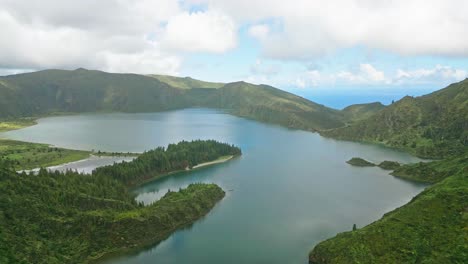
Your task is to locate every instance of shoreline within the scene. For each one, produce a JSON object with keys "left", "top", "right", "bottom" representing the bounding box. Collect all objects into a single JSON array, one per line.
[{"left": 192, "top": 155, "right": 234, "bottom": 169}]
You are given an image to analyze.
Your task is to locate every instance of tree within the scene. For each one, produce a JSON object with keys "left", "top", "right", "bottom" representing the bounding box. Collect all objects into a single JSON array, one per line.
[{"left": 352, "top": 224, "right": 357, "bottom": 231}]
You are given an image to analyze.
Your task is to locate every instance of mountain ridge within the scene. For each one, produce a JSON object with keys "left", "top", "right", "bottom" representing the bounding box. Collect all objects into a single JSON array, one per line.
[{"left": 0, "top": 68, "right": 346, "bottom": 131}]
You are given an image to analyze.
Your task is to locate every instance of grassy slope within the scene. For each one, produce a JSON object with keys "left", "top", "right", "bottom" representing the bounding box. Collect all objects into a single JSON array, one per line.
[
  {"left": 0, "top": 119, "right": 37, "bottom": 132},
  {"left": 341, "top": 102, "right": 385, "bottom": 122},
  {"left": 0, "top": 165, "right": 224, "bottom": 264},
  {"left": 322, "top": 79, "right": 468, "bottom": 158},
  {"left": 0, "top": 68, "right": 188, "bottom": 118},
  {"left": 391, "top": 154, "right": 468, "bottom": 183},
  {"left": 0, "top": 69, "right": 347, "bottom": 131},
  {"left": 200, "top": 82, "right": 345, "bottom": 130},
  {"left": 148, "top": 74, "right": 224, "bottom": 89},
  {"left": 309, "top": 159, "right": 468, "bottom": 264},
  {"left": 0, "top": 139, "right": 90, "bottom": 170},
  {"left": 310, "top": 80, "right": 468, "bottom": 263}
]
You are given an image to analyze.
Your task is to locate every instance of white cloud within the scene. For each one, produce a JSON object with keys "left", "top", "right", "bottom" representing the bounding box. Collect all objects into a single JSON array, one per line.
[
  {"left": 394, "top": 65, "right": 467, "bottom": 84},
  {"left": 333, "top": 64, "right": 387, "bottom": 84},
  {"left": 0, "top": 0, "right": 236, "bottom": 74},
  {"left": 248, "top": 24, "right": 269, "bottom": 39},
  {"left": 196, "top": 0, "right": 468, "bottom": 59},
  {"left": 161, "top": 10, "right": 237, "bottom": 53},
  {"left": 250, "top": 60, "right": 280, "bottom": 75},
  {"left": 294, "top": 64, "right": 467, "bottom": 88}
]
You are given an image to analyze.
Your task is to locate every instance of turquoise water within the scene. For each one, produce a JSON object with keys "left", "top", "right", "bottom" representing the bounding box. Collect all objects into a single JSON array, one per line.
[{"left": 2, "top": 109, "right": 425, "bottom": 263}]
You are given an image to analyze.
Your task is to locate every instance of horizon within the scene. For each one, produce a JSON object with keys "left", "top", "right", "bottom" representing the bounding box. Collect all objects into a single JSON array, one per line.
[
  {"left": 0, "top": 66, "right": 458, "bottom": 109},
  {"left": 1, "top": 0, "right": 467, "bottom": 103}
]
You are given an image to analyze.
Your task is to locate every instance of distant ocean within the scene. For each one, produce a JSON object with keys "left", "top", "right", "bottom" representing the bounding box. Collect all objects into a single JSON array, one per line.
[{"left": 291, "top": 87, "right": 439, "bottom": 109}]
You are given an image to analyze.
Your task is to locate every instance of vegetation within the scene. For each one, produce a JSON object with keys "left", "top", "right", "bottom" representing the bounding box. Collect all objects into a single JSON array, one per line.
[
  {"left": 0, "top": 140, "right": 232, "bottom": 263},
  {"left": 309, "top": 158, "right": 467, "bottom": 264},
  {"left": 346, "top": 157, "right": 375, "bottom": 167},
  {"left": 93, "top": 140, "right": 241, "bottom": 187},
  {"left": 341, "top": 102, "right": 385, "bottom": 122},
  {"left": 310, "top": 80, "right": 468, "bottom": 263},
  {"left": 377, "top": 160, "right": 401, "bottom": 170},
  {"left": 0, "top": 139, "right": 90, "bottom": 170},
  {"left": 322, "top": 79, "right": 468, "bottom": 159},
  {"left": 0, "top": 119, "right": 36, "bottom": 132},
  {"left": 0, "top": 68, "right": 347, "bottom": 131},
  {"left": 391, "top": 155, "right": 468, "bottom": 183},
  {"left": 197, "top": 81, "right": 345, "bottom": 130},
  {"left": 148, "top": 74, "right": 224, "bottom": 89}
]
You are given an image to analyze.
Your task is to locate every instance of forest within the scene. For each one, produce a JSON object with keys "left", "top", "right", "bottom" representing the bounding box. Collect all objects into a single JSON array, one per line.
[
  {"left": 0, "top": 140, "right": 238, "bottom": 263},
  {"left": 93, "top": 139, "right": 241, "bottom": 186}
]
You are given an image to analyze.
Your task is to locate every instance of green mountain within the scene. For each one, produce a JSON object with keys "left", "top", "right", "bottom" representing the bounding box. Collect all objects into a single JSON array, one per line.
[
  {"left": 309, "top": 155, "right": 468, "bottom": 264},
  {"left": 322, "top": 79, "right": 468, "bottom": 158},
  {"left": 148, "top": 74, "right": 224, "bottom": 89},
  {"left": 197, "top": 81, "right": 345, "bottom": 130},
  {"left": 310, "top": 80, "right": 468, "bottom": 263},
  {"left": 0, "top": 68, "right": 346, "bottom": 131},
  {"left": 341, "top": 102, "right": 385, "bottom": 122}
]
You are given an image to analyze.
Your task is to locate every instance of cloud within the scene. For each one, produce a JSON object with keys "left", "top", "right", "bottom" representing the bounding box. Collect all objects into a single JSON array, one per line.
[
  {"left": 0, "top": 0, "right": 236, "bottom": 74},
  {"left": 161, "top": 10, "right": 237, "bottom": 53},
  {"left": 250, "top": 60, "right": 280, "bottom": 75},
  {"left": 295, "top": 64, "right": 466, "bottom": 88},
  {"left": 196, "top": 0, "right": 468, "bottom": 59},
  {"left": 248, "top": 24, "right": 269, "bottom": 39},
  {"left": 395, "top": 65, "right": 468, "bottom": 84}
]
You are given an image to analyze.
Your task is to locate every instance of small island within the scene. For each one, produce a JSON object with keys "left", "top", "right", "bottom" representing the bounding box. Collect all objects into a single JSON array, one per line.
[
  {"left": 378, "top": 160, "right": 401, "bottom": 170},
  {"left": 346, "top": 157, "right": 375, "bottom": 167}
]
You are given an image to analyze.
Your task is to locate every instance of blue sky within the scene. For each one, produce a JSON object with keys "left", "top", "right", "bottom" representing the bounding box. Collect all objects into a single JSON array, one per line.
[{"left": 0, "top": 0, "right": 467, "bottom": 108}]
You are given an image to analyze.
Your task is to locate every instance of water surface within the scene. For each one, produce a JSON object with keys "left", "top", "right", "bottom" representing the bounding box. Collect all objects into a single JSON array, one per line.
[{"left": 1, "top": 109, "right": 425, "bottom": 264}]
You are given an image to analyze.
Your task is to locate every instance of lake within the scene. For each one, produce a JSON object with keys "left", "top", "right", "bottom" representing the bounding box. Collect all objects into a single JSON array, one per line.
[{"left": 1, "top": 109, "right": 426, "bottom": 264}]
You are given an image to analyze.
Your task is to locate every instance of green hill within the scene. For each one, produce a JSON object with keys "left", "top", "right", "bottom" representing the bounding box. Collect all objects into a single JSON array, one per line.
[
  {"left": 198, "top": 82, "right": 345, "bottom": 130},
  {"left": 341, "top": 102, "right": 385, "bottom": 122},
  {"left": 0, "top": 162, "right": 225, "bottom": 264},
  {"left": 148, "top": 74, "right": 224, "bottom": 89},
  {"left": 322, "top": 79, "right": 468, "bottom": 158},
  {"left": 309, "top": 155, "right": 468, "bottom": 264},
  {"left": 0, "top": 140, "right": 236, "bottom": 263},
  {"left": 0, "top": 69, "right": 346, "bottom": 131},
  {"left": 309, "top": 80, "right": 468, "bottom": 263}
]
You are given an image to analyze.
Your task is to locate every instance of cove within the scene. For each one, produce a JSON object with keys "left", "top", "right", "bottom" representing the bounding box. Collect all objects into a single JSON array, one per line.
[{"left": 1, "top": 109, "right": 426, "bottom": 264}]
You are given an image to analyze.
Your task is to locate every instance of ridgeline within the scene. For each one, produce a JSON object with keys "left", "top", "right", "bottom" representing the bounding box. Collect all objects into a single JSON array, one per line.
[{"left": 0, "top": 68, "right": 346, "bottom": 131}]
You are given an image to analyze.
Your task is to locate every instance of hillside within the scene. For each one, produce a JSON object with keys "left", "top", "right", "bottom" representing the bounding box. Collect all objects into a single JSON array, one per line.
[
  {"left": 0, "top": 68, "right": 189, "bottom": 117},
  {"left": 309, "top": 156, "right": 468, "bottom": 264},
  {"left": 0, "top": 161, "right": 225, "bottom": 264},
  {"left": 0, "top": 140, "right": 234, "bottom": 263},
  {"left": 199, "top": 82, "right": 345, "bottom": 130},
  {"left": 0, "top": 69, "right": 346, "bottom": 131},
  {"left": 148, "top": 74, "right": 224, "bottom": 89},
  {"left": 322, "top": 79, "right": 468, "bottom": 158},
  {"left": 341, "top": 102, "right": 385, "bottom": 122}
]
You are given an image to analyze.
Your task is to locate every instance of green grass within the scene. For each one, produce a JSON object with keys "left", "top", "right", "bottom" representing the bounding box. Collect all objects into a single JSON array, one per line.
[
  {"left": 148, "top": 74, "right": 224, "bottom": 89},
  {"left": 322, "top": 79, "right": 468, "bottom": 159},
  {"left": 391, "top": 154, "right": 468, "bottom": 183},
  {"left": 309, "top": 159, "right": 468, "bottom": 264},
  {"left": 0, "top": 119, "right": 37, "bottom": 132},
  {"left": 0, "top": 139, "right": 90, "bottom": 170}
]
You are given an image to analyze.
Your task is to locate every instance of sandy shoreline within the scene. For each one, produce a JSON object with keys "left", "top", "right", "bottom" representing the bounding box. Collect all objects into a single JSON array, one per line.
[{"left": 192, "top": 155, "right": 234, "bottom": 169}]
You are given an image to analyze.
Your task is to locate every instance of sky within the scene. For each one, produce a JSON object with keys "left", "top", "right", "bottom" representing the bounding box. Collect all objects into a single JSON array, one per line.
[{"left": 0, "top": 0, "right": 467, "bottom": 108}]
